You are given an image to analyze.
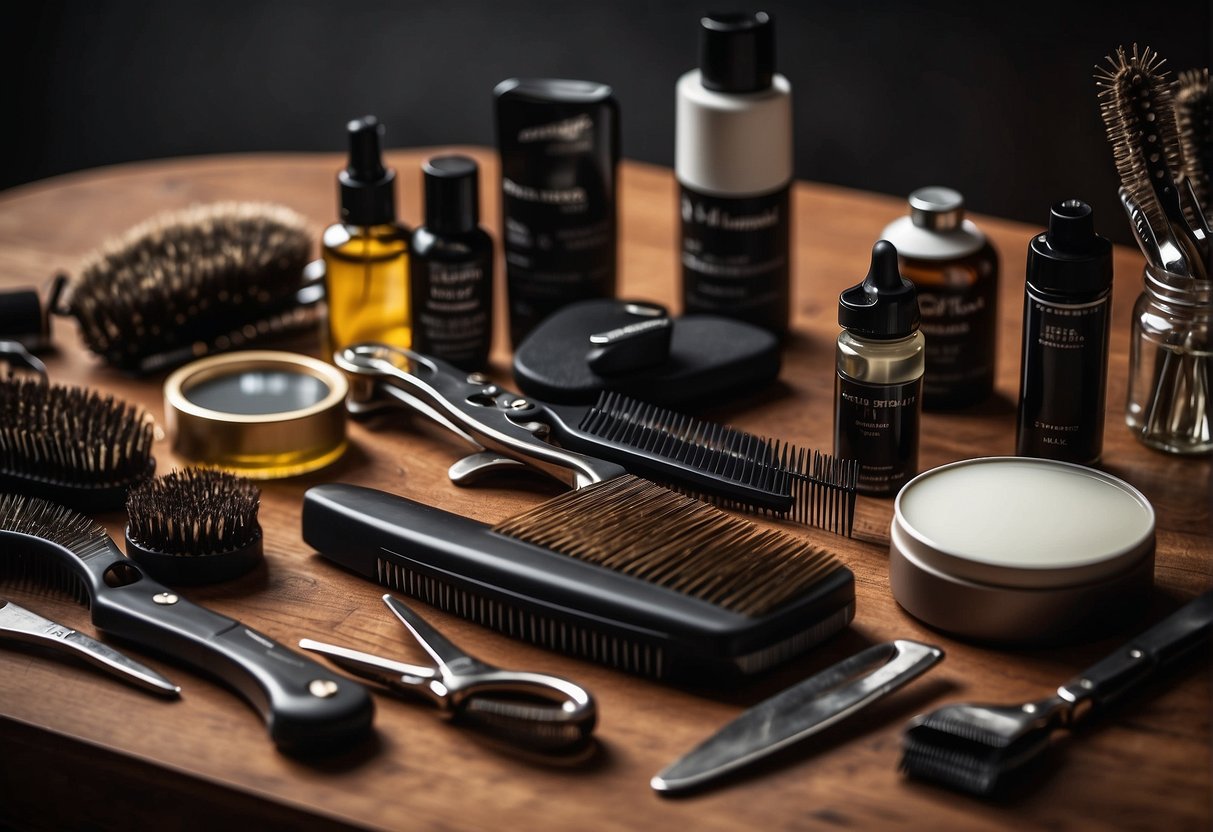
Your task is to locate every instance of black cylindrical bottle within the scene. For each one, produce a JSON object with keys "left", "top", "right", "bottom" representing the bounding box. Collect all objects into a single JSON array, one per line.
[
  {"left": 834, "top": 241, "right": 925, "bottom": 497},
  {"left": 1016, "top": 200, "right": 1113, "bottom": 463},
  {"left": 409, "top": 155, "right": 494, "bottom": 371},
  {"left": 494, "top": 78, "right": 619, "bottom": 346}
]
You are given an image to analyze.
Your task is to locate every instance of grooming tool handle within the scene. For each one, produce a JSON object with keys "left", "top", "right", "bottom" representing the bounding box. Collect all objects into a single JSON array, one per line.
[
  {"left": 90, "top": 577, "right": 373, "bottom": 751},
  {"left": 1059, "top": 590, "right": 1213, "bottom": 713},
  {"left": 337, "top": 343, "right": 627, "bottom": 488}
]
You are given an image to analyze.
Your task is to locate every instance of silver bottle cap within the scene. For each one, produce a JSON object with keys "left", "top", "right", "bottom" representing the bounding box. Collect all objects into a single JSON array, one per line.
[{"left": 909, "top": 187, "right": 965, "bottom": 231}]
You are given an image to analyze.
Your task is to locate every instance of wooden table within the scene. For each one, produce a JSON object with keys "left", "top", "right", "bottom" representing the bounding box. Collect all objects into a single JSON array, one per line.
[{"left": 0, "top": 150, "right": 1208, "bottom": 831}]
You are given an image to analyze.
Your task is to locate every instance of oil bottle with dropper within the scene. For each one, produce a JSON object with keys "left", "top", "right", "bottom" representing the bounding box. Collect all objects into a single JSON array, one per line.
[
  {"left": 322, "top": 116, "right": 411, "bottom": 359},
  {"left": 834, "top": 240, "right": 925, "bottom": 497}
]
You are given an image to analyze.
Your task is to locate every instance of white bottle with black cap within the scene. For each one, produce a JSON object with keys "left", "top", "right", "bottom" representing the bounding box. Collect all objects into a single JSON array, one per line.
[{"left": 676, "top": 11, "right": 793, "bottom": 335}]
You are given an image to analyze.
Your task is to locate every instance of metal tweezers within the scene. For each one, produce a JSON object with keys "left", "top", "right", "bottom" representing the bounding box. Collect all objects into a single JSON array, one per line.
[
  {"left": 0, "top": 599, "right": 179, "bottom": 696},
  {"left": 300, "top": 595, "right": 597, "bottom": 751}
]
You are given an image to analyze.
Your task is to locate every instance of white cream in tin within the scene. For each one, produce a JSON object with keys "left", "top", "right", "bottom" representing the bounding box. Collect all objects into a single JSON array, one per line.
[{"left": 889, "top": 457, "right": 1156, "bottom": 642}]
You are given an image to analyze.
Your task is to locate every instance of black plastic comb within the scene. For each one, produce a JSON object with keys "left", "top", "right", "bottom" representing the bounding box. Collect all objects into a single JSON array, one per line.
[{"left": 337, "top": 345, "right": 859, "bottom": 536}]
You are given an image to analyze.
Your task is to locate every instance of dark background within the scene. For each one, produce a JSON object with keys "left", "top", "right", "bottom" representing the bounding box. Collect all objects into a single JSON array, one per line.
[{"left": 3, "top": 0, "right": 1210, "bottom": 243}]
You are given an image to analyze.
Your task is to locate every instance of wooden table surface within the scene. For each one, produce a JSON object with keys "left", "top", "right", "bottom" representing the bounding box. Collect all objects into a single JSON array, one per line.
[{"left": 0, "top": 149, "right": 1209, "bottom": 831}]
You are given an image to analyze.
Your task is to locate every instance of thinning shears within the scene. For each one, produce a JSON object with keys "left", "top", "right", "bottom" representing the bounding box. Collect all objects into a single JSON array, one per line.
[{"left": 300, "top": 595, "right": 596, "bottom": 751}]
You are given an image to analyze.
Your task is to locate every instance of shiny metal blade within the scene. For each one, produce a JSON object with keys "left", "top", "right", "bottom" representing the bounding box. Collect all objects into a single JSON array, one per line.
[
  {"left": 651, "top": 639, "right": 943, "bottom": 793},
  {"left": 298, "top": 638, "right": 436, "bottom": 687},
  {"left": 0, "top": 600, "right": 180, "bottom": 696}
]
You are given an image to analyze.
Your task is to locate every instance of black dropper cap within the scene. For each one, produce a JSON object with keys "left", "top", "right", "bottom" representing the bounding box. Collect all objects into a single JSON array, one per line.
[
  {"left": 839, "top": 241, "right": 920, "bottom": 338},
  {"left": 339, "top": 116, "right": 396, "bottom": 226},
  {"left": 699, "top": 12, "right": 775, "bottom": 93},
  {"left": 422, "top": 155, "right": 480, "bottom": 235},
  {"left": 1027, "top": 200, "right": 1113, "bottom": 297}
]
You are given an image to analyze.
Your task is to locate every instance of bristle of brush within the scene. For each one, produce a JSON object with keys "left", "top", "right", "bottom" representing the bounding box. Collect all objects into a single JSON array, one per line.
[
  {"left": 0, "top": 493, "right": 110, "bottom": 605},
  {"left": 1176, "top": 68, "right": 1212, "bottom": 217},
  {"left": 900, "top": 736, "right": 1002, "bottom": 797},
  {"left": 0, "top": 376, "right": 154, "bottom": 502},
  {"left": 493, "top": 474, "right": 846, "bottom": 617},
  {"left": 65, "top": 202, "right": 312, "bottom": 370},
  {"left": 1096, "top": 45, "right": 1184, "bottom": 228},
  {"left": 126, "top": 468, "right": 260, "bottom": 556},
  {"left": 578, "top": 391, "right": 858, "bottom": 535}
]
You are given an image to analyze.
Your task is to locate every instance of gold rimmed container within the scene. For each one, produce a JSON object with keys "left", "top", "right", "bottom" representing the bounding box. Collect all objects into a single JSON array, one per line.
[{"left": 164, "top": 351, "right": 348, "bottom": 479}]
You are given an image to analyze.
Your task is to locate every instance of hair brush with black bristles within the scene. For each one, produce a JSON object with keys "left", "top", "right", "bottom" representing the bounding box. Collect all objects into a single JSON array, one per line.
[
  {"left": 0, "top": 375, "right": 154, "bottom": 511},
  {"left": 125, "top": 468, "right": 264, "bottom": 585},
  {"left": 1175, "top": 68, "right": 1212, "bottom": 221},
  {"left": 0, "top": 491, "right": 373, "bottom": 751},
  {"left": 60, "top": 202, "right": 320, "bottom": 374}
]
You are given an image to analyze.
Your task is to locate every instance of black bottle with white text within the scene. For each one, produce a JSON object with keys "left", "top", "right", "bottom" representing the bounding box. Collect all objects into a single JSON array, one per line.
[
  {"left": 1016, "top": 200, "right": 1112, "bottom": 464},
  {"left": 410, "top": 156, "right": 494, "bottom": 371},
  {"left": 677, "top": 12, "right": 793, "bottom": 335},
  {"left": 835, "top": 241, "right": 924, "bottom": 497}
]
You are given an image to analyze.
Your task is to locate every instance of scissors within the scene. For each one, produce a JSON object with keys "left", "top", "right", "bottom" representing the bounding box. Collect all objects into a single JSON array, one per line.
[{"left": 300, "top": 595, "right": 596, "bottom": 751}]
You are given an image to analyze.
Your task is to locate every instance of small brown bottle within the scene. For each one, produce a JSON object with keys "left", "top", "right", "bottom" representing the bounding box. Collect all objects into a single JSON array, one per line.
[{"left": 881, "top": 187, "right": 998, "bottom": 410}]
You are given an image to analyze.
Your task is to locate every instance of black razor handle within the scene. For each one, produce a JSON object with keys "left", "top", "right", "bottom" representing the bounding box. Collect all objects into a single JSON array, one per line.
[
  {"left": 73, "top": 539, "right": 374, "bottom": 751},
  {"left": 1058, "top": 589, "right": 1213, "bottom": 714}
]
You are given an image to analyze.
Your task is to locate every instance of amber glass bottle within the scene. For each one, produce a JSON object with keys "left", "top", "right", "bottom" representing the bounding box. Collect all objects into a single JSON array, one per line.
[
  {"left": 882, "top": 187, "right": 998, "bottom": 410},
  {"left": 322, "top": 116, "right": 410, "bottom": 359}
]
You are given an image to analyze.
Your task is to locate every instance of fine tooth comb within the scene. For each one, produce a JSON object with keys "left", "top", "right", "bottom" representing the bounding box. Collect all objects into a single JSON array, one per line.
[
  {"left": 0, "top": 492, "right": 373, "bottom": 751},
  {"left": 900, "top": 589, "right": 1213, "bottom": 797},
  {"left": 303, "top": 479, "right": 855, "bottom": 680},
  {"left": 1096, "top": 45, "right": 1210, "bottom": 278},
  {"left": 0, "top": 375, "right": 155, "bottom": 512},
  {"left": 336, "top": 343, "right": 858, "bottom": 536}
]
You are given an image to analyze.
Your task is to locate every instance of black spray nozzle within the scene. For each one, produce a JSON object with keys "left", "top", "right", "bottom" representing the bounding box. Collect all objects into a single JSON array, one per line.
[
  {"left": 338, "top": 115, "right": 396, "bottom": 226},
  {"left": 1028, "top": 199, "right": 1112, "bottom": 297},
  {"left": 838, "top": 240, "right": 920, "bottom": 338},
  {"left": 345, "top": 116, "right": 386, "bottom": 182},
  {"left": 699, "top": 11, "right": 775, "bottom": 94},
  {"left": 1046, "top": 199, "right": 1095, "bottom": 253}
]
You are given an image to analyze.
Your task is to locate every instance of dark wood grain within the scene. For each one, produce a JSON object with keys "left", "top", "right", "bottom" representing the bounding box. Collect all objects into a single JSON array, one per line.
[{"left": 0, "top": 150, "right": 1208, "bottom": 831}]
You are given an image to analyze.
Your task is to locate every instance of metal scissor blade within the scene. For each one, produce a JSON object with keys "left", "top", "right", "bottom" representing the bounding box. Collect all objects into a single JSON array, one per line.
[
  {"left": 298, "top": 638, "right": 436, "bottom": 687},
  {"left": 382, "top": 594, "right": 480, "bottom": 672},
  {"left": 651, "top": 640, "right": 944, "bottom": 794},
  {"left": 0, "top": 600, "right": 179, "bottom": 697}
]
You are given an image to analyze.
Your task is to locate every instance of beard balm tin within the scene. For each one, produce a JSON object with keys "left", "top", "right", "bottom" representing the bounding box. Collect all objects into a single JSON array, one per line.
[
  {"left": 165, "top": 351, "right": 349, "bottom": 479},
  {"left": 890, "top": 457, "right": 1155, "bottom": 642}
]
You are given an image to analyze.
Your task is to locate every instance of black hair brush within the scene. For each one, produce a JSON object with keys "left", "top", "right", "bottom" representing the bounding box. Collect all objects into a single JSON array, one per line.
[
  {"left": 304, "top": 477, "right": 855, "bottom": 680},
  {"left": 0, "top": 375, "right": 154, "bottom": 511},
  {"left": 125, "top": 468, "right": 264, "bottom": 585},
  {"left": 1175, "top": 67, "right": 1211, "bottom": 221},
  {"left": 900, "top": 589, "right": 1213, "bottom": 797},
  {"left": 60, "top": 202, "right": 320, "bottom": 374},
  {"left": 0, "top": 491, "right": 373, "bottom": 751}
]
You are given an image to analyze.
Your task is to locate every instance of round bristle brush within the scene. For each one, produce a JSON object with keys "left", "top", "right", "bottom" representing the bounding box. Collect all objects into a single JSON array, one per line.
[
  {"left": 60, "top": 202, "right": 318, "bottom": 374},
  {"left": 125, "top": 468, "right": 263, "bottom": 585},
  {"left": 0, "top": 375, "right": 155, "bottom": 511}
]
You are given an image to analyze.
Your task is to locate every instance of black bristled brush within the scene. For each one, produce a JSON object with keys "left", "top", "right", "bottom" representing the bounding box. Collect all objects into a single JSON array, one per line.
[
  {"left": 0, "top": 492, "right": 373, "bottom": 751},
  {"left": 899, "top": 590, "right": 1213, "bottom": 797},
  {"left": 1175, "top": 68, "right": 1211, "bottom": 222},
  {"left": 337, "top": 344, "right": 859, "bottom": 537},
  {"left": 59, "top": 202, "right": 320, "bottom": 374},
  {"left": 303, "top": 478, "right": 855, "bottom": 681},
  {"left": 0, "top": 375, "right": 154, "bottom": 511},
  {"left": 125, "top": 469, "right": 264, "bottom": 585}
]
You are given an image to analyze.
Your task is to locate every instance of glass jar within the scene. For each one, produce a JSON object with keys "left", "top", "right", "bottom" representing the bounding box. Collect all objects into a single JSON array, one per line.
[{"left": 1125, "top": 265, "right": 1212, "bottom": 454}]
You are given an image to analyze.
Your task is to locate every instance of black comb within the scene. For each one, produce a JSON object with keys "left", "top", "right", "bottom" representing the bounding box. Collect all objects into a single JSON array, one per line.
[
  {"left": 0, "top": 376, "right": 155, "bottom": 512},
  {"left": 0, "top": 492, "right": 373, "bottom": 751},
  {"left": 303, "top": 478, "right": 855, "bottom": 681},
  {"left": 338, "top": 345, "right": 859, "bottom": 537}
]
